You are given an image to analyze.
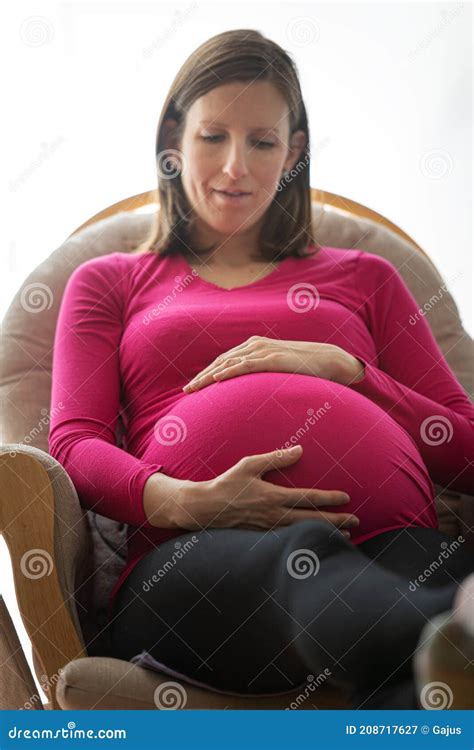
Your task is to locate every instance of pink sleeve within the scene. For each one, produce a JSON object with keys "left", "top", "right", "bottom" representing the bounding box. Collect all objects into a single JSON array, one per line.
[
  {"left": 48, "top": 253, "right": 164, "bottom": 527},
  {"left": 346, "top": 251, "right": 474, "bottom": 495}
]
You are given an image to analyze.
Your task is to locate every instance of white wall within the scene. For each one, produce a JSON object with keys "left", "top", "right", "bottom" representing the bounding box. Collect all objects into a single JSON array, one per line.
[{"left": 1, "top": 0, "right": 471, "bottom": 705}]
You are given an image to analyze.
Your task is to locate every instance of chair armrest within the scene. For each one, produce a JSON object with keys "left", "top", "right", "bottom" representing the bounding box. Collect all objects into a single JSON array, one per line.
[{"left": 0, "top": 444, "right": 87, "bottom": 709}]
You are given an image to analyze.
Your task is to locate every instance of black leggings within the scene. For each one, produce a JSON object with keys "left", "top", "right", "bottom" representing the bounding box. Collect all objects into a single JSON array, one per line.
[{"left": 108, "top": 521, "right": 474, "bottom": 708}]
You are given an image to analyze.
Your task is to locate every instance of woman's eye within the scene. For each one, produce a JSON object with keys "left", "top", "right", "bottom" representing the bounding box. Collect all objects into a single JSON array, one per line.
[{"left": 200, "top": 135, "right": 275, "bottom": 149}]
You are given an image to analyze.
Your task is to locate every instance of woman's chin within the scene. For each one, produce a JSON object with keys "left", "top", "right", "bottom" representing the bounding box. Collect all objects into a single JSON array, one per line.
[{"left": 204, "top": 213, "right": 253, "bottom": 231}]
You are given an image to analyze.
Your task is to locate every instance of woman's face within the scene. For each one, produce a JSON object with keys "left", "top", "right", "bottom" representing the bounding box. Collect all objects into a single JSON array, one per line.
[{"left": 173, "top": 80, "right": 306, "bottom": 246}]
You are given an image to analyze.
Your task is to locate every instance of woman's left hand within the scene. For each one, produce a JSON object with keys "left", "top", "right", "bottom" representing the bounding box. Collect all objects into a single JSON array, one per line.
[{"left": 182, "top": 336, "right": 365, "bottom": 392}]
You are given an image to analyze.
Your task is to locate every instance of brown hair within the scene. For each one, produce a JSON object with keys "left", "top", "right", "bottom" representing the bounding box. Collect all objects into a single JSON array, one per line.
[{"left": 133, "top": 29, "right": 321, "bottom": 262}]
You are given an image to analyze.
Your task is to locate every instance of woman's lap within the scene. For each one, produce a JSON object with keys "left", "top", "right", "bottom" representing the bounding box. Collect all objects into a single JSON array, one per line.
[
  {"left": 358, "top": 527, "right": 473, "bottom": 586},
  {"left": 108, "top": 521, "right": 473, "bottom": 697},
  {"left": 108, "top": 520, "right": 323, "bottom": 694}
]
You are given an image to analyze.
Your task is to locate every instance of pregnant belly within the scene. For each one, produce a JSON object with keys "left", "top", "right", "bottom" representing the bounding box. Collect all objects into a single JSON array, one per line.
[{"left": 142, "top": 372, "right": 437, "bottom": 543}]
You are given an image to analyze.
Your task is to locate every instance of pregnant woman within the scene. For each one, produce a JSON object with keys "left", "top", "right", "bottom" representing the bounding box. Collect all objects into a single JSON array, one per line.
[{"left": 48, "top": 29, "right": 474, "bottom": 709}]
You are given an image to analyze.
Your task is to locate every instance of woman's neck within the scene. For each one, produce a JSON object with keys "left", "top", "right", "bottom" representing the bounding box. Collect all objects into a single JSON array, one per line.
[{"left": 185, "top": 249, "right": 268, "bottom": 270}]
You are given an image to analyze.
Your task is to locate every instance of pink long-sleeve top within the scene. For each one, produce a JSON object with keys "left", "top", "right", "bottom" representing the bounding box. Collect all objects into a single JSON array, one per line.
[{"left": 48, "top": 246, "right": 474, "bottom": 614}]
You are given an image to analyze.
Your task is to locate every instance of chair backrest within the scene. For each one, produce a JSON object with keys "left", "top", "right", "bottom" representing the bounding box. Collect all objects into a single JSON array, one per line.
[{"left": 1, "top": 189, "right": 472, "bottom": 656}]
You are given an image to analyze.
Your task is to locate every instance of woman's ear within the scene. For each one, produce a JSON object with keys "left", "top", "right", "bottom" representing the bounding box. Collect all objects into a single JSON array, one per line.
[{"left": 283, "top": 129, "right": 308, "bottom": 173}]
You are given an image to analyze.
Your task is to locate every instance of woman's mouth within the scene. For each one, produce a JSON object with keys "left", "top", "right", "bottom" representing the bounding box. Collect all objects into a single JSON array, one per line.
[{"left": 212, "top": 189, "right": 252, "bottom": 203}]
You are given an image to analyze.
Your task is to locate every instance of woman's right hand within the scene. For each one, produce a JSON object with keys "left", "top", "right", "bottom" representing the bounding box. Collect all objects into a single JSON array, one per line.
[{"left": 174, "top": 445, "right": 360, "bottom": 538}]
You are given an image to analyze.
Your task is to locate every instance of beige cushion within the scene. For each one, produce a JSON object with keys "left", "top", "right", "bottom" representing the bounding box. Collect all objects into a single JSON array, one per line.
[{"left": 56, "top": 656, "right": 350, "bottom": 710}]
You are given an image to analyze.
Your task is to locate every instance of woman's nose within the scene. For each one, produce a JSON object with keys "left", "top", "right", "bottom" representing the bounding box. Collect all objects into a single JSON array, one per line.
[{"left": 222, "top": 143, "right": 249, "bottom": 180}]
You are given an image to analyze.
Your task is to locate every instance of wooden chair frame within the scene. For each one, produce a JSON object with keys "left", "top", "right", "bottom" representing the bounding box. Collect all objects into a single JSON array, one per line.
[{"left": 0, "top": 188, "right": 445, "bottom": 709}]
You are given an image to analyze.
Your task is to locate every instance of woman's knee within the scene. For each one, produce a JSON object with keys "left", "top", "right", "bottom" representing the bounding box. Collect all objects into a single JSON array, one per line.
[
  {"left": 259, "top": 520, "right": 349, "bottom": 596},
  {"left": 279, "top": 519, "right": 347, "bottom": 557}
]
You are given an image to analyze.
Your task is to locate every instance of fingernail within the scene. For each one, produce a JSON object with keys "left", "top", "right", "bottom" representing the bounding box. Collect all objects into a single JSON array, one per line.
[
  {"left": 349, "top": 518, "right": 360, "bottom": 526},
  {"left": 288, "top": 445, "right": 302, "bottom": 452},
  {"left": 342, "top": 531, "right": 351, "bottom": 538}
]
